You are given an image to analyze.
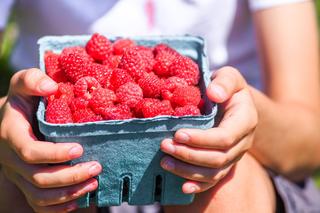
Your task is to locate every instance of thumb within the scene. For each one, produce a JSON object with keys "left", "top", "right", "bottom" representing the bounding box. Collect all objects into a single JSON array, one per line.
[
  {"left": 206, "top": 66, "right": 247, "bottom": 103},
  {"left": 8, "top": 68, "right": 58, "bottom": 98}
]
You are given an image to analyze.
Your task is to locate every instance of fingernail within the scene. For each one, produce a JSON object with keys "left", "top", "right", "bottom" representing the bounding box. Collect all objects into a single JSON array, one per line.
[
  {"left": 39, "top": 79, "right": 57, "bottom": 92},
  {"left": 89, "top": 163, "right": 101, "bottom": 176},
  {"left": 176, "top": 132, "right": 190, "bottom": 143},
  {"left": 69, "top": 146, "right": 83, "bottom": 158},
  {"left": 211, "top": 84, "right": 226, "bottom": 100},
  {"left": 83, "top": 182, "right": 97, "bottom": 192},
  {"left": 187, "top": 186, "right": 197, "bottom": 194},
  {"left": 162, "top": 158, "right": 175, "bottom": 170},
  {"left": 66, "top": 203, "right": 78, "bottom": 212},
  {"left": 165, "top": 142, "right": 176, "bottom": 154}
]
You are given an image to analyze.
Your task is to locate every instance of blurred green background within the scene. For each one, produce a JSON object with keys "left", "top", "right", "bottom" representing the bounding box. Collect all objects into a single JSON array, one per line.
[{"left": 1, "top": 2, "right": 320, "bottom": 186}]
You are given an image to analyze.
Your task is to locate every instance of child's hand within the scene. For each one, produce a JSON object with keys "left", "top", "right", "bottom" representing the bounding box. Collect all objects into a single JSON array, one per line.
[
  {"left": 160, "top": 66, "right": 257, "bottom": 194},
  {"left": 0, "top": 69, "right": 102, "bottom": 212}
]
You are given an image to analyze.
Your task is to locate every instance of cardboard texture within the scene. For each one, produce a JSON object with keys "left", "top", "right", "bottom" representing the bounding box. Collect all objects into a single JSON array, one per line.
[{"left": 37, "top": 35, "right": 217, "bottom": 208}]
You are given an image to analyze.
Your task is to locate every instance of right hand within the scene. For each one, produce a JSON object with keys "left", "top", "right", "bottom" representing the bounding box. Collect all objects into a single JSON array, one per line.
[{"left": 0, "top": 68, "right": 102, "bottom": 213}]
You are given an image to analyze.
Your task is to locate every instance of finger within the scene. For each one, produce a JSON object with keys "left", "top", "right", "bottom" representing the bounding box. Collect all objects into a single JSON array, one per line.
[
  {"left": 8, "top": 68, "right": 58, "bottom": 98},
  {"left": 3, "top": 167, "right": 97, "bottom": 209},
  {"left": 173, "top": 89, "right": 257, "bottom": 149},
  {"left": 23, "top": 161, "right": 102, "bottom": 188},
  {"left": 182, "top": 166, "right": 233, "bottom": 194},
  {"left": 28, "top": 200, "right": 78, "bottom": 213},
  {"left": 161, "top": 156, "right": 233, "bottom": 184},
  {"left": 2, "top": 106, "right": 83, "bottom": 164},
  {"left": 160, "top": 135, "right": 251, "bottom": 169},
  {"left": 182, "top": 181, "right": 214, "bottom": 194},
  {"left": 207, "top": 66, "right": 247, "bottom": 103},
  {"left": 0, "top": 143, "right": 96, "bottom": 190}
]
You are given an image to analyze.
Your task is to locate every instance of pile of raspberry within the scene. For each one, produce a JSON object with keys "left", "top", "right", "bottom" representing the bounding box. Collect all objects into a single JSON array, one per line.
[{"left": 45, "top": 33, "right": 203, "bottom": 124}]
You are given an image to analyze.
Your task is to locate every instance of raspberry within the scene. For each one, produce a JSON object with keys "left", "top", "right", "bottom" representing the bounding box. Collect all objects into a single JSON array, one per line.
[
  {"left": 153, "top": 44, "right": 179, "bottom": 77},
  {"left": 73, "top": 108, "right": 103, "bottom": 123},
  {"left": 86, "top": 63, "right": 113, "bottom": 87},
  {"left": 48, "top": 82, "right": 74, "bottom": 104},
  {"left": 89, "top": 88, "right": 117, "bottom": 114},
  {"left": 135, "top": 46, "right": 155, "bottom": 72},
  {"left": 171, "top": 86, "right": 201, "bottom": 107},
  {"left": 102, "top": 55, "right": 122, "bottom": 69},
  {"left": 153, "top": 43, "right": 178, "bottom": 56},
  {"left": 60, "top": 46, "right": 93, "bottom": 61},
  {"left": 161, "top": 90, "right": 173, "bottom": 101},
  {"left": 163, "top": 77, "right": 188, "bottom": 92},
  {"left": 133, "top": 98, "right": 158, "bottom": 118},
  {"left": 118, "top": 47, "right": 149, "bottom": 80},
  {"left": 46, "top": 98, "right": 73, "bottom": 124},
  {"left": 100, "top": 104, "right": 133, "bottom": 120},
  {"left": 161, "top": 77, "right": 188, "bottom": 101},
  {"left": 109, "top": 68, "right": 134, "bottom": 90},
  {"left": 169, "top": 55, "right": 200, "bottom": 85},
  {"left": 70, "top": 97, "right": 89, "bottom": 112},
  {"left": 142, "top": 99, "right": 174, "bottom": 118},
  {"left": 174, "top": 105, "right": 201, "bottom": 116},
  {"left": 59, "top": 47, "right": 92, "bottom": 83},
  {"left": 44, "top": 35, "right": 205, "bottom": 122},
  {"left": 138, "top": 72, "right": 162, "bottom": 98},
  {"left": 74, "top": 76, "right": 101, "bottom": 98},
  {"left": 44, "top": 51, "right": 67, "bottom": 83},
  {"left": 116, "top": 82, "right": 143, "bottom": 108},
  {"left": 86, "top": 33, "right": 112, "bottom": 61},
  {"left": 113, "top": 38, "right": 136, "bottom": 55}
]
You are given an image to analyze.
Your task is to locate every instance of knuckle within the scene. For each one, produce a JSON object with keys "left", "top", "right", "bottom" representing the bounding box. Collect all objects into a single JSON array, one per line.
[
  {"left": 23, "top": 69, "right": 40, "bottom": 85},
  {"left": 211, "top": 170, "right": 226, "bottom": 183},
  {"left": 31, "top": 174, "right": 48, "bottom": 188},
  {"left": 19, "top": 146, "right": 35, "bottom": 163},
  {"left": 225, "top": 66, "right": 240, "bottom": 76},
  {"left": 181, "top": 149, "right": 196, "bottom": 163},
  {"left": 215, "top": 154, "right": 229, "bottom": 168},
  {"left": 9, "top": 71, "right": 25, "bottom": 88},
  {"left": 219, "top": 131, "right": 234, "bottom": 148},
  {"left": 49, "top": 149, "right": 60, "bottom": 162},
  {"left": 224, "top": 66, "right": 246, "bottom": 87},
  {"left": 70, "top": 172, "right": 82, "bottom": 184},
  {"left": 210, "top": 174, "right": 220, "bottom": 183}
]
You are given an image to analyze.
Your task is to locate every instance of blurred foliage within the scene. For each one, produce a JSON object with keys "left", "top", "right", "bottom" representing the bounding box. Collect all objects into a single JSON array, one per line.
[
  {"left": 0, "top": 20, "right": 16, "bottom": 96},
  {"left": 317, "top": 0, "right": 320, "bottom": 24},
  {"left": 315, "top": 171, "right": 320, "bottom": 188}
]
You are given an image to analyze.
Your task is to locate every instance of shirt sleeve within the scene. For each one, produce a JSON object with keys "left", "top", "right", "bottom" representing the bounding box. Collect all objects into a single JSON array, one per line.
[
  {"left": 248, "top": 0, "right": 309, "bottom": 11},
  {"left": 0, "top": 0, "right": 15, "bottom": 30}
]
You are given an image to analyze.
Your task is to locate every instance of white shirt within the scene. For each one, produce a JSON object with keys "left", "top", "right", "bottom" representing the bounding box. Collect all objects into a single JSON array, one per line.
[{"left": 0, "top": 0, "right": 307, "bottom": 89}]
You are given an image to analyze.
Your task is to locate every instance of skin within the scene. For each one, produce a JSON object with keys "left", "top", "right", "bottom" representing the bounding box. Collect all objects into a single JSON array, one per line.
[
  {"left": 0, "top": 1, "right": 319, "bottom": 212},
  {"left": 159, "top": 2, "right": 320, "bottom": 196},
  {"left": 0, "top": 69, "right": 103, "bottom": 212},
  {"left": 250, "top": 1, "right": 320, "bottom": 180},
  {"left": 0, "top": 67, "right": 257, "bottom": 212},
  {"left": 160, "top": 67, "right": 257, "bottom": 194}
]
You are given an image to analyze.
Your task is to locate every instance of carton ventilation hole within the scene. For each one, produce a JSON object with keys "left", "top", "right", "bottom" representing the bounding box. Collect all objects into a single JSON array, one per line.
[
  {"left": 89, "top": 191, "right": 96, "bottom": 204},
  {"left": 122, "top": 176, "right": 130, "bottom": 202},
  {"left": 154, "top": 175, "right": 163, "bottom": 202}
]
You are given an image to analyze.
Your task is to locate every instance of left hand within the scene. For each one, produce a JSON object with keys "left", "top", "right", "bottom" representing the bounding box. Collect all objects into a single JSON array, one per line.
[{"left": 160, "top": 66, "right": 258, "bottom": 194}]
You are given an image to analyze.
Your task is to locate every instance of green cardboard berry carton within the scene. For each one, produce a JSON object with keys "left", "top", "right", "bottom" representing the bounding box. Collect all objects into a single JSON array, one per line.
[{"left": 36, "top": 35, "right": 217, "bottom": 208}]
